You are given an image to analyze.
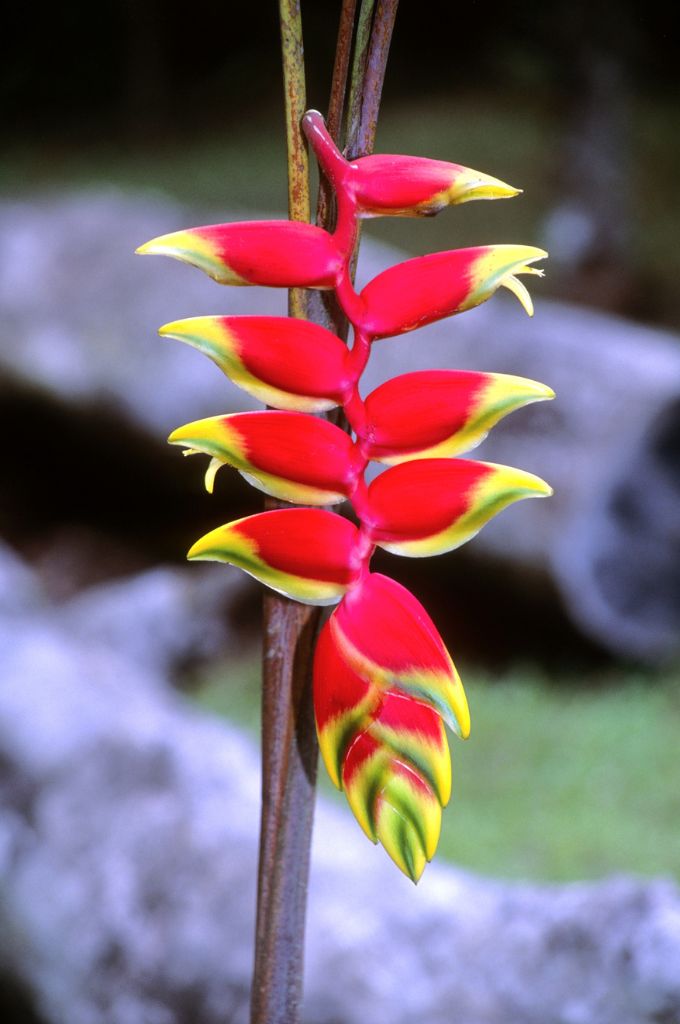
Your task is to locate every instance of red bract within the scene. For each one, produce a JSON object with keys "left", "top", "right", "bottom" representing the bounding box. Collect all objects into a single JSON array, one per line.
[
  {"left": 329, "top": 572, "right": 469, "bottom": 737},
  {"left": 159, "top": 316, "right": 353, "bottom": 411},
  {"left": 169, "top": 410, "right": 361, "bottom": 504},
  {"left": 361, "top": 369, "right": 554, "bottom": 462},
  {"left": 188, "top": 508, "right": 361, "bottom": 605},
  {"left": 302, "top": 109, "right": 520, "bottom": 218},
  {"left": 365, "top": 458, "right": 552, "bottom": 556},
  {"left": 359, "top": 244, "right": 547, "bottom": 338},
  {"left": 313, "top": 576, "right": 456, "bottom": 881},
  {"left": 137, "top": 221, "right": 343, "bottom": 288},
  {"left": 143, "top": 110, "right": 553, "bottom": 881},
  {"left": 349, "top": 153, "right": 520, "bottom": 217}
]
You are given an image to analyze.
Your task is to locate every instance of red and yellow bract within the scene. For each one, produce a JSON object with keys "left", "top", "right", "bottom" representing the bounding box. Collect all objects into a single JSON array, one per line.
[
  {"left": 349, "top": 153, "right": 520, "bottom": 217},
  {"left": 138, "top": 221, "right": 343, "bottom": 288},
  {"left": 365, "top": 458, "right": 551, "bottom": 556},
  {"left": 188, "top": 508, "right": 362, "bottom": 605},
  {"left": 362, "top": 370, "right": 554, "bottom": 462},
  {"left": 169, "top": 410, "right": 361, "bottom": 505},
  {"left": 139, "top": 110, "right": 553, "bottom": 881},
  {"left": 359, "top": 244, "right": 547, "bottom": 338},
  {"left": 159, "top": 316, "right": 352, "bottom": 412}
]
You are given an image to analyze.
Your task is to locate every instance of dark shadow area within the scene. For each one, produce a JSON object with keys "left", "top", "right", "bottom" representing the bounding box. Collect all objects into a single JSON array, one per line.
[{"left": 0, "top": 378, "right": 260, "bottom": 594}]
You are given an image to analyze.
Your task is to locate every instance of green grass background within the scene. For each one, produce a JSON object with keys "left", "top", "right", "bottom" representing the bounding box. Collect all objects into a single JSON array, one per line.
[{"left": 192, "top": 658, "right": 680, "bottom": 883}]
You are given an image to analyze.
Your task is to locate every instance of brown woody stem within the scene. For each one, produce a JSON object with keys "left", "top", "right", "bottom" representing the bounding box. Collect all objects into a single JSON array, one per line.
[
  {"left": 355, "top": 0, "right": 399, "bottom": 157},
  {"left": 316, "top": 0, "right": 357, "bottom": 228},
  {"left": 345, "top": 0, "right": 377, "bottom": 158},
  {"left": 346, "top": 0, "right": 401, "bottom": 308},
  {"left": 250, "top": 5, "right": 318, "bottom": 1024},
  {"left": 251, "top": 4, "right": 398, "bottom": 1022}
]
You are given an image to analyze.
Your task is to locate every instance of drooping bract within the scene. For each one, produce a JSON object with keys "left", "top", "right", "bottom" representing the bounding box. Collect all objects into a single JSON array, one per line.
[{"left": 140, "top": 109, "right": 553, "bottom": 881}]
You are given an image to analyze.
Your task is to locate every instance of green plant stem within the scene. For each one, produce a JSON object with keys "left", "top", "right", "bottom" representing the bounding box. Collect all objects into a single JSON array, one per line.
[
  {"left": 251, "top": 4, "right": 399, "bottom": 1021},
  {"left": 278, "top": 0, "right": 311, "bottom": 319},
  {"left": 345, "top": 0, "right": 376, "bottom": 157},
  {"left": 250, "top": 5, "right": 319, "bottom": 1024},
  {"left": 354, "top": 0, "right": 399, "bottom": 157},
  {"left": 316, "top": 0, "right": 357, "bottom": 229},
  {"left": 345, "top": 0, "right": 399, "bottom": 282}
]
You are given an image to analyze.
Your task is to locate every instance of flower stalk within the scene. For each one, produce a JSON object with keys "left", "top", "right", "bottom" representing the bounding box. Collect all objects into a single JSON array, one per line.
[
  {"left": 137, "top": 0, "right": 553, "bottom": 1016},
  {"left": 252, "top": 4, "right": 317, "bottom": 1023}
]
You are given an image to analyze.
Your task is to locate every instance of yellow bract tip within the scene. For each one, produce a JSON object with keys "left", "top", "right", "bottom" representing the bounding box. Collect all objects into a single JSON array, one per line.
[
  {"left": 186, "top": 521, "right": 248, "bottom": 562},
  {"left": 135, "top": 229, "right": 197, "bottom": 258},
  {"left": 488, "top": 463, "right": 553, "bottom": 499},
  {"left": 135, "top": 230, "right": 246, "bottom": 285},
  {"left": 447, "top": 659, "right": 471, "bottom": 740},
  {"left": 466, "top": 245, "right": 548, "bottom": 317},
  {"left": 487, "top": 373, "right": 555, "bottom": 405},
  {"left": 204, "top": 457, "right": 222, "bottom": 495},
  {"left": 452, "top": 167, "right": 522, "bottom": 204},
  {"left": 502, "top": 274, "right": 534, "bottom": 316}
]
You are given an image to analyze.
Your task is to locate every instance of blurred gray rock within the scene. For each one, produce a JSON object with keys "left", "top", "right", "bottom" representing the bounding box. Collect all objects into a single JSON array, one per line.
[
  {"left": 0, "top": 540, "right": 44, "bottom": 619},
  {"left": 0, "top": 190, "right": 274, "bottom": 436},
  {"left": 0, "top": 538, "right": 243, "bottom": 675},
  {"left": 1, "top": 548, "right": 679, "bottom": 1024},
  {"left": 60, "top": 564, "right": 243, "bottom": 674},
  {"left": 2, "top": 191, "right": 680, "bottom": 660}
]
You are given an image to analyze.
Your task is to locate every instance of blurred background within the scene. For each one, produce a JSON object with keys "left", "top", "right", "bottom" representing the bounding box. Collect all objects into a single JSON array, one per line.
[{"left": 2, "top": 2, "right": 680, "bottom": 1022}]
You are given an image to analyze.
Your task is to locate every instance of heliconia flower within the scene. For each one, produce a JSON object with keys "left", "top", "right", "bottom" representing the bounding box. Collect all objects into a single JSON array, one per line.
[
  {"left": 314, "top": 616, "right": 451, "bottom": 803},
  {"left": 328, "top": 573, "right": 470, "bottom": 737},
  {"left": 314, "top": 571, "right": 467, "bottom": 881},
  {"left": 365, "top": 458, "right": 552, "bottom": 556},
  {"left": 136, "top": 221, "right": 343, "bottom": 289},
  {"left": 361, "top": 370, "right": 555, "bottom": 463},
  {"left": 359, "top": 244, "right": 547, "bottom": 338},
  {"left": 187, "top": 508, "right": 362, "bottom": 604},
  {"left": 149, "top": 104, "right": 554, "bottom": 881},
  {"left": 168, "top": 410, "right": 361, "bottom": 505},
  {"left": 342, "top": 730, "right": 442, "bottom": 882},
  {"left": 159, "top": 315, "right": 352, "bottom": 412},
  {"left": 348, "top": 154, "right": 520, "bottom": 217}
]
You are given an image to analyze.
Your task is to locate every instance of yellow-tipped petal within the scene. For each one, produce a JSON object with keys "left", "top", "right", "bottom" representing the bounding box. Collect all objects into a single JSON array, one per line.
[
  {"left": 187, "top": 510, "right": 360, "bottom": 606},
  {"left": 445, "top": 166, "right": 522, "bottom": 204},
  {"left": 160, "top": 315, "right": 346, "bottom": 413},
  {"left": 370, "top": 459, "right": 552, "bottom": 559},
  {"left": 342, "top": 739, "right": 386, "bottom": 842},
  {"left": 204, "top": 457, "right": 222, "bottom": 494},
  {"left": 464, "top": 244, "right": 548, "bottom": 317},
  {"left": 375, "top": 803, "right": 428, "bottom": 883},
  {"left": 332, "top": 617, "right": 465, "bottom": 739},
  {"left": 136, "top": 229, "right": 247, "bottom": 285},
  {"left": 170, "top": 411, "right": 354, "bottom": 507},
  {"left": 379, "top": 770, "right": 442, "bottom": 863},
  {"left": 501, "top": 274, "right": 535, "bottom": 316}
]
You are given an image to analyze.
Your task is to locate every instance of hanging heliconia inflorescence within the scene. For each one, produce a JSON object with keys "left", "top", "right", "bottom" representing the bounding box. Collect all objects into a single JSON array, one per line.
[{"left": 137, "top": 111, "right": 553, "bottom": 882}]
